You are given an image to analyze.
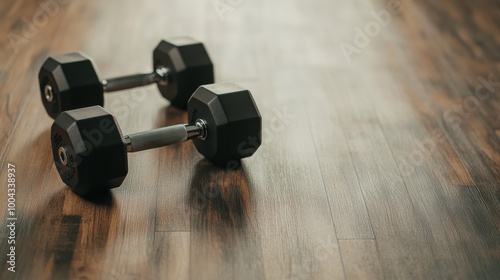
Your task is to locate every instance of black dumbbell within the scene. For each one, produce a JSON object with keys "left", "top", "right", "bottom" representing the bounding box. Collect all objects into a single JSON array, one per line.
[
  {"left": 39, "top": 37, "right": 214, "bottom": 119},
  {"left": 51, "top": 82, "right": 262, "bottom": 196}
]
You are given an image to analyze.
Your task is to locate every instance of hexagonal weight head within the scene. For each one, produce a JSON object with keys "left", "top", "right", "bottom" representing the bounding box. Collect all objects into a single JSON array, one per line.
[
  {"left": 39, "top": 53, "right": 104, "bottom": 119},
  {"left": 188, "top": 82, "right": 262, "bottom": 166},
  {"left": 153, "top": 38, "right": 214, "bottom": 109},
  {"left": 51, "top": 106, "right": 128, "bottom": 196}
]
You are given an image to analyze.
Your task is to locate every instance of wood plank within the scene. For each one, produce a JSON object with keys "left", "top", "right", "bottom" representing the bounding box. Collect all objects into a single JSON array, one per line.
[
  {"left": 151, "top": 232, "right": 190, "bottom": 279},
  {"left": 339, "top": 239, "right": 383, "bottom": 280},
  {"left": 295, "top": 0, "right": 375, "bottom": 240},
  {"left": 344, "top": 121, "right": 440, "bottom": 279}
]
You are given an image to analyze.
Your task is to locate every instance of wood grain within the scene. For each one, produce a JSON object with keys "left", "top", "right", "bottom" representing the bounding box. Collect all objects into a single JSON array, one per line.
[
  {"left": 1, "top": 0, "right": 499, "bottom": 279},
  {"left": 339, "top": 239, "right": 383, "bottom": 280}
]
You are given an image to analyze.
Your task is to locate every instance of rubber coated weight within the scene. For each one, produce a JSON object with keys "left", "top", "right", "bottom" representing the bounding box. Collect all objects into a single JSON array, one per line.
[
  {"left": 51, "top": 106, "right": 127, "bottom": 195},
  {"left": 39, "top": 53, "right": 104, "bottom": 119},
  {"left": 188, "top": 83, "right": 262, "bottom": 165},
  {"left": 153, "top": 37, "right": 214, "bottom": 109}
]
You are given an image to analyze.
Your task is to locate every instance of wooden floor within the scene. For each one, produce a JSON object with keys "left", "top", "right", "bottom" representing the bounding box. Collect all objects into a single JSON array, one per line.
[{"left": 1, "top": 0, "right": 499, "bottom": 279}]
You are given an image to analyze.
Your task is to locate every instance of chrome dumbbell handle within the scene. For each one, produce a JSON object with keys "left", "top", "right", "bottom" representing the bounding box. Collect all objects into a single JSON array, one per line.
[
  {"left": 123, "top": 119, "right": 208, "bottom": 153},
  {"left": 102, "top": 67, "right": 170, "bottom": 92}
]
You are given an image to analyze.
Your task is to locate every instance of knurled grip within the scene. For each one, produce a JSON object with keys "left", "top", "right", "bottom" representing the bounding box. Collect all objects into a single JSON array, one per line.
[{"left": 125, "top": 124, "right": 188, "bottom": 152}]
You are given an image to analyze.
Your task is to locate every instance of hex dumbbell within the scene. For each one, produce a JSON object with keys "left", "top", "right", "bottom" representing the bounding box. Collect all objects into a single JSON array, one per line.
[
  {"left": 51, "top": 82, "right": 262, "bottom": 196},
  {"left": 39, "top": 37, "right": 214, "bottom": 119}
]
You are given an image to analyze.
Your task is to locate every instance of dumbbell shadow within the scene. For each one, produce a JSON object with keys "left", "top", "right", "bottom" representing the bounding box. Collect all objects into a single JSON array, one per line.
[
  {"left": 189, "top": 159, "right": 253, "bottom": 241},
  {"left": 18, "top": 189, "right": 118, "bottom": 278}
]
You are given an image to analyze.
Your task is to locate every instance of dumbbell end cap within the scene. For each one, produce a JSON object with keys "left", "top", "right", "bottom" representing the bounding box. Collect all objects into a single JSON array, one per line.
[
  {"left": 188, "top": 82, "right": 262, "bottom": 166},
  {"left": 39, "top": 52, "right": 104, "bottom": 119},
  {"left": 51, "top": 106, "right": 128, "bottom": 196},
  {"left": 153, "top": 38, "right": 214, "bottom": 109}
]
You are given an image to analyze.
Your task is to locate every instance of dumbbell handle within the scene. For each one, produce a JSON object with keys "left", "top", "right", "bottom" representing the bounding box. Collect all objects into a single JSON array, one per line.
[
  {"left": 123, "top": 119, "right": 208, "bottom": 152},
  {"left": 102, "top": 67, "right": 170, "bottom": 92}
]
